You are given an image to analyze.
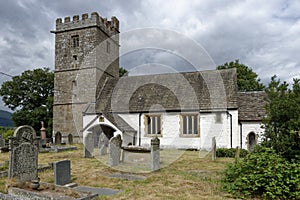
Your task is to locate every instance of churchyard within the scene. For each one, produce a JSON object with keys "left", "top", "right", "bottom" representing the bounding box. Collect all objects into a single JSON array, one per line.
[{"left": 0, "top": 133, "right": 236, "bottom": 199}]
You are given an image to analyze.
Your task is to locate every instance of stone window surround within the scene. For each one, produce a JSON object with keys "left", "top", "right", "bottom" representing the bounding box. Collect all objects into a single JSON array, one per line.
[
  {"left": 179, "top": 113, "right": 200, "bottom": 137},
  {"left": 144, "top": 114, "right": 162, "bottom": 137},
  {"left": 71, "top": 35, "right": 79, "bottom": 48}
]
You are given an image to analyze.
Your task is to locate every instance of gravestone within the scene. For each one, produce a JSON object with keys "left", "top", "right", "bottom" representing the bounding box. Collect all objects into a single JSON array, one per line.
[
  {"left": 109, "top": 134, "right": 122, "bottom": 166},
  {"left": 235, "top": 146, "right": 240, "bottom": 159},
  {"left": 99, "top": 133, "right": 109, "bottom": 156},
  {"left": 55, "top": 132, "right": 62, "bottom": 145},
  {"left": 83, "top": 132, "right": 94, "bottom": 158},
  {"left": 54, "top": 160, "right": 71, "bottom": 185},
  {"left": 212, "top": 137, "right": 216, "bottom": 161},
  {"left": 0, "top": 134, "right": 5, "bottom": 148},
  {"left": 151, "top": 137, "right": 160, "bottom": 171},
  {"left": 8, "top": 125, "right": 40, "bottom": 182},
  {"left": 68, "top": 134, "right": 73, "bottom": 144}
]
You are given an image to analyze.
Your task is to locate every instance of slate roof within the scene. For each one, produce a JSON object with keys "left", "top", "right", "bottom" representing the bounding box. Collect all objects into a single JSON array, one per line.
[
  {"left": 238, "top": 91, "right": 267, "bottom": 121},
  {"left": 82, "top": 103, "right": 136, "bottom": 133},
  {"left": 96, "top": 68, "right": 238, "bottom": 113}
]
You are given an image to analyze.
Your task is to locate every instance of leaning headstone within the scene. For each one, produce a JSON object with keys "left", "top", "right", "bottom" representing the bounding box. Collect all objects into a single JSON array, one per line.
[
  {"left": 99, "top": 133, "right": 109, "bottom": 156},
  {"left": 0, "top": 134, "right": 5, "bottom": 148},
  {"left": 83, "top": 132, "right": 94, "bottom": 158},
  {"left": 54, "top": 160, "right": 71, "bottom": 185},
  {"left": 8, "top": 125, "right": 40, "bottom": 182},
  {"left": 109, "top": 134, "right": 122, "bottom": 166},
  {"left": 151, "top": 137, "right": 160, "bottom": 171},
  {"left": 212, "top": 137, "right": 216, "bottom": 161},
  {"left": 55, "top": 132, "right": 62, "bottom": 145}
]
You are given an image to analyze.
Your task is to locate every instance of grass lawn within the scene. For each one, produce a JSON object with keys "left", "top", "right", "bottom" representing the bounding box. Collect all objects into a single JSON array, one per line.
[{"left": 0, "top": 144, "right": 237, "bottom": 200}]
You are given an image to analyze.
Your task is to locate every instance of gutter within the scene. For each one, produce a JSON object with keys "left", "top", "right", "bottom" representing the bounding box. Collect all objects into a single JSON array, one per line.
[
  {"left": 139, "top": 113, "right": 142, "bottom": 146},
  {"left": 239, "top": 122, "right": 242, "bottom": 148},
  {"left": 226, "top": 111, "right": 233, "bottom": 148}
]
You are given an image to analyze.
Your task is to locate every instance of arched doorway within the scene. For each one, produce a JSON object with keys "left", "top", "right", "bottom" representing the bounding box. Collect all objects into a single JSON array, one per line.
[
  {"left": 87, "top": 124, "right": 116, "bottom": 154},
  {"left": 68, "top": 134, "right": 73, "bottom": 144},
  {"left": 247, "top": 132, "right": 256, "bottom": 151},
  {"left": 55, "top": 132, "right": 62, "bottom": 145}
]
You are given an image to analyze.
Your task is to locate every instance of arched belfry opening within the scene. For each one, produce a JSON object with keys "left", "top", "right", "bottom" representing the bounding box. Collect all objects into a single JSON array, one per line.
[{"left": 247, "top": 132, "right": 257, "bottom": 151}]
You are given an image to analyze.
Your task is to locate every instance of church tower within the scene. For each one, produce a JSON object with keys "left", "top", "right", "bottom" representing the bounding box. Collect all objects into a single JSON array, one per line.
[{"left": 51, "top": 12, "right": 119, "bottom": 143}]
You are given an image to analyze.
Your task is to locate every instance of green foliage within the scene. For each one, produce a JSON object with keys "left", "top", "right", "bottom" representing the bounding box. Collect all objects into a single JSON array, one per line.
[
  {"left": 216, "top": 148, "right": 248, "bottom": 158},
  {"left": 119, "top": 67, "right": 128, "bottom": 77},
  {"left": 217, "top": 60, "right": 265, "bottom": 91},
  {"left": 3, "top": 129, "right": 14, "bottom": 140},
  {"left": 0, "top": 68, "right": 54, "bottom": 134},
  {"left": 263, "top": 76, "right": 300, "bottom": 160},
  {"left": 222, "top": 146, "right": 300, "bottom": 199}
]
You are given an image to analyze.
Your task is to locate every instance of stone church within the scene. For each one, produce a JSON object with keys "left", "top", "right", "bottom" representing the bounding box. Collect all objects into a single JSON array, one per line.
[{"left": 52, "top": 12, "right": 266, "bottom": 150}]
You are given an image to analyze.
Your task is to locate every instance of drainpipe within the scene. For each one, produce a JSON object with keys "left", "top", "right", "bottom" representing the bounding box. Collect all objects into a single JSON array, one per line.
[
  {"left": 226, "top": 111, "right": 233, "bottom": 148},
  {"left": 139, "top": 113, "right": 142, "bottom": 146},
  {"left": 239, "top": 122, "right": 243, "bottom": 149}
]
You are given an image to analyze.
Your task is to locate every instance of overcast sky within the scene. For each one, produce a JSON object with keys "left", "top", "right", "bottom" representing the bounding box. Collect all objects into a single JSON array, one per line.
[{"left": 0, "top": 0, "right": 299, "bottom": 112}]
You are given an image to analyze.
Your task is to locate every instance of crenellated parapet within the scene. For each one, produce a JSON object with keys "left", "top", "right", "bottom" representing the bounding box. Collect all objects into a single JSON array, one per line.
[{"left": 53, "top": 12, "right": 119, "bottom": 36}]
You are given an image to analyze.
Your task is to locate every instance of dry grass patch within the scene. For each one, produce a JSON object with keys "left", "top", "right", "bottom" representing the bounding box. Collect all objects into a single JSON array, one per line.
[{"left": 0, "top": 144, "right": 239, "bottom": 199}]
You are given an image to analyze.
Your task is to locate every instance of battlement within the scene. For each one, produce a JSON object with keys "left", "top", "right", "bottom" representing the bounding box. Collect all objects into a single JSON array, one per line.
[{"left": 54, "top": 12, "right": 119, "bottom": 36}]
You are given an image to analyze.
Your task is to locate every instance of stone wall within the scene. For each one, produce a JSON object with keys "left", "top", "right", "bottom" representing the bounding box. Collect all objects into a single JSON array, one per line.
[{"left": 52, "top": 12, "right": 119, "bottom": 142}]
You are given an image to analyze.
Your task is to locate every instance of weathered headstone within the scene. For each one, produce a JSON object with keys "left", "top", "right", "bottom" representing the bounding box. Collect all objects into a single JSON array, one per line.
[
  {"left": 99, "top": 133, "right": 109, "bottom": 156},
  {"left": 83, "top": 132, "right": 94, "bottom": 158},
  {"left": 109, "top": 134, "right": 122, "bottom": 166},
  {"left": 68, "top": 134, "right": 73, "bottom": 144},
  {"left": 55, "top": 132, "right": 62, "bottom": 145},
  {"left": 0, "top": 134, "right": 5, "bottom": 148},
  {"left": 8, "top": 125, "right": 40, "bottom": 182},
  {"left": 235, "top": 146, "right": 240, "bottom": 159},
  {"left": 151, "top": 137, "right": 160, "bottom": 171},
  {"left": 54, "top": 160, "right": 71, "bottom": 185},
  {"left": 212, "top": 137, "right": 216, "bottom": 161}
]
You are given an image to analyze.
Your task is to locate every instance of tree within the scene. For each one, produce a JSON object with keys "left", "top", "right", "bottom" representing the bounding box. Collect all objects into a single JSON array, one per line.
[
  {"left": 119, "top": 67, "right": 128, "bottom": 77},
  {"left": 217, "top": 60, "right": 265, "bottom": 91},
  {"left": 262, "top": 75, "right": 300, "bottom": 160},
  {"left": 0, "top": 68, "right": 54, "bottom": 135}
]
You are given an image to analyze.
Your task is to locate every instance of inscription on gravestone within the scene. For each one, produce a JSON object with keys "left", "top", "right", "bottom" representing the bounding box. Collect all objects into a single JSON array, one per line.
[
  {"left": 109, "top": 134, "right": 122, "bottom": 166},
  {"left": 8, "top": 125, "right": 40, "bottom": 182},
  {"left": 54, "top": 159, "right": 71, "bottom": 185}
]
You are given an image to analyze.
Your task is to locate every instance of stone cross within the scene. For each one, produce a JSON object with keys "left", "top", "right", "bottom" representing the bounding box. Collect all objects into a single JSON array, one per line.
[
  {"left": 109, "top": 134, "right": 122, "bottom": 166},
  {"left": 151, "top": 137, "right": 160, "bottom": 171},
  {"left": 8, "top": 125, "right": 40, "bottom": 182},
  {"left": 83, "top": 132, "right": 94, "bottom": 158},
  {"left": 212, "top": 137, "right": 216, "bottom": 161}
]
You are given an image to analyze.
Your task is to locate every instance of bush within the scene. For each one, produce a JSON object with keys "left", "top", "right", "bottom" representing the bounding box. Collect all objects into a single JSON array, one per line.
[
  {"left": 216, "top": 148, "right": 248, "bottom": 158},
  {"left": 221, "top": 146, "right": 300, "bottom": 199}
]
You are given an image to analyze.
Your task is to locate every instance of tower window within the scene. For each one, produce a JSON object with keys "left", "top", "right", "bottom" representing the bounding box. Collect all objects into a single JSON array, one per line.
[
  {"left": 106, "top": 41, "right": 110, "bottom": 53},
  {"left": 72, "top": 35, "right": 79, "bottom": 48},
  {"left": 73, "top": 55, "right": 77, "bottom": 60}
]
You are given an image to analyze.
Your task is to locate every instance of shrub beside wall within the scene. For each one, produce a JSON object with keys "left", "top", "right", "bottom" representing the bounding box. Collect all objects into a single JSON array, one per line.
[{"left": 216, "top": 148, "right": 248, "bottom": 158}]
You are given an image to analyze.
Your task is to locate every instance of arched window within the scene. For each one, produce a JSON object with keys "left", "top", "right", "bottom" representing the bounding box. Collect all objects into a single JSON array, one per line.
[{"left": 247, "top": 132, "right": 256, "bottom": 151}]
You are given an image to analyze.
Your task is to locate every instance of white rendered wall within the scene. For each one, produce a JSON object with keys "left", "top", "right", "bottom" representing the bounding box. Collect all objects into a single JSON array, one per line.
[
  {"left": 239, "top": 121, "right": 264, "bottom": 150},
  {"left": 82, "top": 114, "right": 122, "bottom": 139}
]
